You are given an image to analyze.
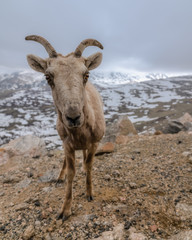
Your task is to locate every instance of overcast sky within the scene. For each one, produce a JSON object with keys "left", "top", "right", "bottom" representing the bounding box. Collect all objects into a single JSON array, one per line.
[{"left": 1, "top": 0, "right": 192, "bottom": 73}]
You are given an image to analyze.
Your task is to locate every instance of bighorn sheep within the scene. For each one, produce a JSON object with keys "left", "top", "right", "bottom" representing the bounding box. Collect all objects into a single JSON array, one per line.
[{"left": 25, "top": 35, "right": 105, "bottom": 221}]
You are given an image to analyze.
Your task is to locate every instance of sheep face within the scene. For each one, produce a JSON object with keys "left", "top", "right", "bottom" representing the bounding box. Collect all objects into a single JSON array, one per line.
[
  {"left": 26, "top": 51, "right": 102, "bottom": 130},
  {"left": 45, "top": 55, "right": 88, "bottom": 129}
]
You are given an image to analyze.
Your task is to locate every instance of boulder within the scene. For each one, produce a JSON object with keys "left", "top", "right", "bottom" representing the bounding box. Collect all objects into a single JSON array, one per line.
[
  {"left": 104, "top": 115, "right": 137, "bottom": 143},
  {"left": 0, "top": 148, "right": 9, "bottom": 166},
  {"left": 96, "top": 142, "right": 115, "bottom": 155},
  {"left": 164, "top": 113, "right": 192, "bottom": 134},
  {"left": 179, "top": 112, "right": 192, "bottom": 124},
  {"left": 117, "top": 115, "right": 137, "bottom": 136},
  {"left": 0, "top": 135, "right": 47, "bottom": 159},
  {"left": 164, "top": 120, "right": 187, "bottom": 134},
  {"left": 179, "top": 112, "right": 192, "bottom": 131}
]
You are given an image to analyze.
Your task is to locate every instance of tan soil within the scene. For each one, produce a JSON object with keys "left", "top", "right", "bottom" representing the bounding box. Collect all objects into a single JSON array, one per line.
[{"left": 0, "top": 132, "right": 192, "bottom": 239}]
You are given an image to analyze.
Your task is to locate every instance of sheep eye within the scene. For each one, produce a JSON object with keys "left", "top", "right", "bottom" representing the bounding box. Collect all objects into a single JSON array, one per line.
[
  {"left": 83, "top": 71, "right": 89, "bottom": 84},
  {"left": 45, "top": 73, "right": 54, "bottom": 88}
]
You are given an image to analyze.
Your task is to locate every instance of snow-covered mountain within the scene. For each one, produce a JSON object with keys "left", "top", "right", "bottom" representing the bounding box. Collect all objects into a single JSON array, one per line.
[
  {"left": 0, "top": 68, "right": 168, "bottom": 90},
  {"left": 0, "top": 67, "right": 192, "bottom": 149}
]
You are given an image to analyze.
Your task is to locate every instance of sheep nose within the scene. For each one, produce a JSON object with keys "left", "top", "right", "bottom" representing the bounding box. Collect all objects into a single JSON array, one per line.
[{"left": 66, "top": 115, "right": 81, "bottom": 126}]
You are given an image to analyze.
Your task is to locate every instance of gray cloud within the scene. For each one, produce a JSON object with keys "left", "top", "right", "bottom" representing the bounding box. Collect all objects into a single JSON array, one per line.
[{"left": 1, "top": 0, "right": 192, "bottom": 73}]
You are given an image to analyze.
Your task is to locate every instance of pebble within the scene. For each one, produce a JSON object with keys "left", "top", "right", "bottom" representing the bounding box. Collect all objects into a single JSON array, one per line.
[
  {"left": 124, "top": 221, "right": 131, "bottom": 230},
  {"left": 42, "top": 186, "right": 53, "bottom": 192},
  {"left": 47, "top": 227, "right": 53, "bottom": 232},
  {"left": 182, "top": 151, "right": 191, "bottom": 157},
  {"left": 15, "top": 178, "right": 31, "bottom": 189},
  {"left": 104, "top": 174, "right": 111, "bottom": 181},
  {"left": 94, "top": 223, "right": 124, "bottom": 240},
  {"left": 22, "top": 225, "right": 35, "bottom": 240},
  {"left": 45, "top": 233, "right": 52, "bottom": 240},
  {"left": 47, "top": 207, "right": 53, "bottom": 213},
  {"left": 15, "top": 203, "right": 29, "bottom": 211},
  {"left": 0, "top": 192, "right": 5, "bottom": 197},
  {"left": 78, "top": 204, "right": 83, "bottom": 209},
  {"left": 150, "top": 224, "right": 158, "bottom": 232},
  {"left": 41, "top": 210, "right": 48, "bottom": 219},
  {"left": 176, "top": 203, "right": 192, "bottom": 220},
  {"left": 129, "top": 182, "right": 137, "bottom": 189},
  {"left": 188, "top": 156, "right": 192, "bottom": 163},
  {"left": 9, "top": 202, "right": 14, "bottom": 207},
  {"left": 112, "top": 170, "right": 120, "bottom": 177},
  {"left": 35, "top": 221, "right": 41, "bottom": 226}
]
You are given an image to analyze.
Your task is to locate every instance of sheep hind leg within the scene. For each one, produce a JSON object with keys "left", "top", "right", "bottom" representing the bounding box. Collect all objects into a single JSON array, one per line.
[
  {"left": 82, "top": 149, "right": 87, "bottom": 173},
  {"left": 84, "top": 143, "right": 98, "bottom": 202},
  {"left": 56, "top": 157, "right": 66, "bottom": 185}
]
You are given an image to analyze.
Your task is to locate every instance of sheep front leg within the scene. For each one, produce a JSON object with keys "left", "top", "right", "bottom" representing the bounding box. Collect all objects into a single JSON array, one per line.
[
  {"left": 84, "top": 143, "right": 98, "bottom": 201},
  {"left": 57, "top": 144, "right": 75, "bottom": 221}
]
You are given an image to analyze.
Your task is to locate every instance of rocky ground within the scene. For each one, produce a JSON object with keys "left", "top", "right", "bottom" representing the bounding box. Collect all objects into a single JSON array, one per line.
[{"left": 0, "top": 131, "right": 192, "bottom": 239}]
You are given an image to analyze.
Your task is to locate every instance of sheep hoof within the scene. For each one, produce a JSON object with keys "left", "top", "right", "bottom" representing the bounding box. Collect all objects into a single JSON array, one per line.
[
  {"left": 56, "top": 212, "right": 63, "bottom": 220},
  {"left": 87, "top": 195, "right": 94, "bottom": 202},
  {"left": 55, "top": 178, "right": 65, "bottom": 187},
  {"left": 62, "top": 215, "right": 70, "bottom": 222},
  {"left": 56, "top": 211, "right": 70, "bottom": 222}
]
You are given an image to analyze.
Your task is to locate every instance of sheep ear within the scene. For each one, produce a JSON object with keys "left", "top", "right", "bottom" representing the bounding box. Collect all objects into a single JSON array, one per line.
[
  {"left": 85, "top": 52, "right": 102, "bottom": 70},
  {"left": 26, "top": 54, "right": 47, "bottom": 73}
]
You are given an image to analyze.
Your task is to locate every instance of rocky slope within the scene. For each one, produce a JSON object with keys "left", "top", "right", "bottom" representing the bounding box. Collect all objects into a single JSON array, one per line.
[
  {"left": 1, "top": 70, "right": 192, "bottom": 149},
  {"left": 0, "top": 132, "right": 192, "bottom": 239}
]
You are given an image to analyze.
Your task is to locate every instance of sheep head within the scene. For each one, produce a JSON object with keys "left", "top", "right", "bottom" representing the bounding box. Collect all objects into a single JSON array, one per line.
[{"left": 25, "top": 35, "right": 103, "bottom": 129}]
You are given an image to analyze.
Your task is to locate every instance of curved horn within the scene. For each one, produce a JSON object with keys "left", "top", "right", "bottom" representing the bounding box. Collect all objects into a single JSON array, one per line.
[
  {"left": 25, "top": 35, "right": 57, "bottom": 58},
  {"left": 74, "top": 39, "right": 103, "bottom": 58}
]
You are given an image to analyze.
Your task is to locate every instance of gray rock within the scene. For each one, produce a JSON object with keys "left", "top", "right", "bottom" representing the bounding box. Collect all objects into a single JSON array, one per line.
[
  {"left": 104, "top": 174, "right": 111, "bottom": 181},
  {"left": 1, "top": 135, "right": 47, "bottom": 159},
  {"left": 176, "top": 203, "right": 192, "bottom": 220},
  {"left": 15, "top": 203, "right": 29, "bottom": 211},
  {"left": 42, "top": 186, "right": 53, "bottom": 192},
  {"left": 182, "top": 151, "right": 192, "bottom": 157},
  {"left": 128, "top": 227, "right": 147, "bottom": 240},
  {"left": 179, "top": 112, "right": 192, "bottom": 124},
  {"left": 15, "top": 178, "right": 31, "bottom": 189},
  {"left": 39, "top": 169, "right": 58, "bottom": 183},
  {"left": 45, "top": 233, "right": 53, "bottom": 240},
  {"left": 0, "top": 192, "right": 4, "bottom": 197},
  {"left": 129, "top": 182, "right": 137, "bottom": 189},
  {"left": 94, "top": 223, "right": 124, "bottom": 240},
  {"left": 188, "top": 156, "right": 192, "bottom": 164},
  {"left": 3, "top": 175, "right": 20, "bottom": 184},
  {"left": 0, "top": 149, "right": 9, "bottom": 166},
  {"left": 168, "top": 230, "right": 192, "bottom": 240},
  {"left": 103, "top": 115, "right": 137, "bottom": 143}
]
